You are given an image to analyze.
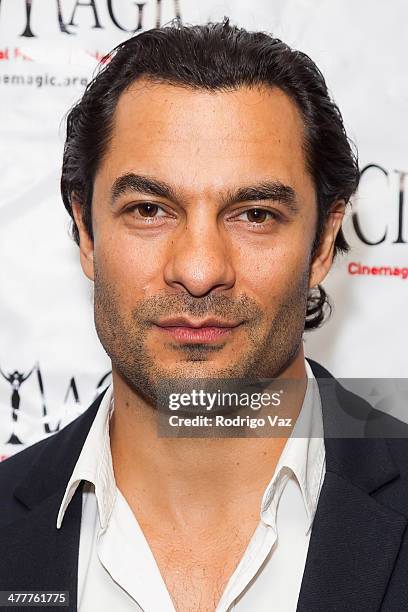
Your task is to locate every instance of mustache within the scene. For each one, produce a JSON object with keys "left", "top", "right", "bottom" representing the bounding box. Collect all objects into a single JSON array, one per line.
[{"left": 130, "top": 293, "right": 263, "bottom": 324}]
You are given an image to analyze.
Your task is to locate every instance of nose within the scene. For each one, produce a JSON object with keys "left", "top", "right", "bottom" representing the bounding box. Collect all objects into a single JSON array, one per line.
[{"left": 163, "top": 214, "right": 236, "bottom": 297}]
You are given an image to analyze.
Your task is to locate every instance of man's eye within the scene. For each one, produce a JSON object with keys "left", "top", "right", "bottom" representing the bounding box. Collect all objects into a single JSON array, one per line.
[
  {"left": 239, "top": 208, "right": 278, "bottom": 223},
  {"left": 129, "top": 203, "right": 166, "bottom": 218}
]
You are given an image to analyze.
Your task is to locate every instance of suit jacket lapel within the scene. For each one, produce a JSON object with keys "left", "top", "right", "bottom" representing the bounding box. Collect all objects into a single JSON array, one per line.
[
  {"left": 0, "top": 391, "right": 106, "bottom": 612},
  {"left": 296, "top": 469, "right": 407, "bottom": 611},
  {"left": 297, "top": 361, "right": 408, "bottom": 611},
  {"left": 0, "top": 484, "right": 83, "bottom": 612}
]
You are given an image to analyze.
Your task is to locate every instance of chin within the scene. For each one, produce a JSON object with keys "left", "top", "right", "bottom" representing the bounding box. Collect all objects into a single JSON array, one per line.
[{"left": 162, "top": 360, "right": 232, "bottom": 378}]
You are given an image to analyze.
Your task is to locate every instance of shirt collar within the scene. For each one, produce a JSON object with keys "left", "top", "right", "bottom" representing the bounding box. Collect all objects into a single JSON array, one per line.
[
  {"left": 56, "top": 359, "right": 325, "bottom": 534},
  {"left": 260, "top": 359, "right": 326, "bottom": 534},
  {"left": 56, "top": 385, "right": 116, "bottom": 530}
]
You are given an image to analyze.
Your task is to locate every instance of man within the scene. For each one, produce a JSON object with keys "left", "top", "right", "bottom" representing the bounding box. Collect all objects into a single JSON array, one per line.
[{"left": 1, "top": 19, "right": 408, "bottom": 612}]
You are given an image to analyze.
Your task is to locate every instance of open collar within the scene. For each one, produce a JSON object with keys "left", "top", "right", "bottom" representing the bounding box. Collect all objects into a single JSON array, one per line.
[{"left": 56, "top": 386, "right": 115, "bottom": 531}]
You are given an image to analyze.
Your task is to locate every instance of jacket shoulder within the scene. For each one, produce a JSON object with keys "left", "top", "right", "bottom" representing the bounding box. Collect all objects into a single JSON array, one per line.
[
  {"left": 0, "top": 427, "right": 72, "bottom": 527},
  {"left": 0, "top": 390, "right": 106, "bottom": 526},
  {"left": 0, "top": 432, "right": 56, "bottom": 491}
]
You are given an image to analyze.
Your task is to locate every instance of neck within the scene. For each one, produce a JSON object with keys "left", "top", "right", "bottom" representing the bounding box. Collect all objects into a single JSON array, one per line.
[{"left": 109, "top": 347, "right": 308, "bottom": 526}]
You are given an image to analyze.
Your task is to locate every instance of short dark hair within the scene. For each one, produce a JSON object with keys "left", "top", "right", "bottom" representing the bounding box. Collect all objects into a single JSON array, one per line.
[{"left": 61, "top": 18, "right": 359, "bottom": 330}]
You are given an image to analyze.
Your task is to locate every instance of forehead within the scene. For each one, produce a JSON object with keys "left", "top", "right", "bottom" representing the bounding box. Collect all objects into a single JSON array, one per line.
[{"left": 96, "top": 78, "right": 312, "bottom": 198}]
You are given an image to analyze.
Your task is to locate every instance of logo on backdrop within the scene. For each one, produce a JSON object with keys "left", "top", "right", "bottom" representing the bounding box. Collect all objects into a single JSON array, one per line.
[
  {"left": 0, "top": 0, "right": 182, "bottom": 38},
  {"left": 352, "top": 164, "right": 407, "bottom": 246},
  {"left": 0, "top": 362, "right": 111, "bottom": 446},
  {"left": 0, "top": 365, "right": 35, "bottom": 444}
]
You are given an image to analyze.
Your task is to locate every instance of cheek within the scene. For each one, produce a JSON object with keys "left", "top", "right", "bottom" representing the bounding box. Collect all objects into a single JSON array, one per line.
[
  {"left": 94, "top": 231, "right": 166, "bottom": 306},
  {"left": 237, "top": 237, "right": 312, "bottom": 303}
]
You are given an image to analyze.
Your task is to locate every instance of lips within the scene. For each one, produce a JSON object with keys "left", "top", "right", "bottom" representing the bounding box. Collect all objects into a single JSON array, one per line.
[
  {"left": 153, "top": 316, "right": 243, "bottom": 343},
  {"left": 155, "top": 316, "right": 241, "bottom": 329}
]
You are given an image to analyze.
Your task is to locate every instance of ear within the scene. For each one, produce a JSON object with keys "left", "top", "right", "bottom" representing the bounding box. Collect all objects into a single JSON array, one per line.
[
  {"left": 72, "top": 198, "right": 95, "bottom": 282},
  {"left": 309, "top": 201, "right": 346, "bottom": 289}
]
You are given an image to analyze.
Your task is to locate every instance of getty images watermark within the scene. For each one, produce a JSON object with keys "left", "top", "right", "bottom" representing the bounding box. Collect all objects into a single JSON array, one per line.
[
  {"left": 168, "top": 387, "right": 289, "bottom": 429},
  {"left": 155, "top": 376, "right": 408, "bottom": 439},
  {"left": 155, "top": 377, "right": 309, "bottom": 438}
]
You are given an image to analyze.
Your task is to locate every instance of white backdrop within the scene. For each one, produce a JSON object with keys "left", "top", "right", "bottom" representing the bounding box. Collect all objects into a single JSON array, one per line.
[{"left": 0, "top": 0, "right": 407, "bottom": 457}]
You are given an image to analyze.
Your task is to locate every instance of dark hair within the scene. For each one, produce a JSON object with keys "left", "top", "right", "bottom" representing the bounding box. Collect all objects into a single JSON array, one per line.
[{"left": 61, "top": 18, "right": 359, "bottom": 330}]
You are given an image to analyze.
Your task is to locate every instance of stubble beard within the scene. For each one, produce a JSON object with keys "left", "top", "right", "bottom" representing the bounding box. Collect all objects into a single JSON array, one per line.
[{"left": 93, "top": 262, "right": 310, "bottom": 408}]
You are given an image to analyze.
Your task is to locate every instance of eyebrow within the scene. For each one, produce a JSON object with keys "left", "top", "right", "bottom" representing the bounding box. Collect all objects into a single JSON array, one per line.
[
  {"left": 111, "top": 173, "right": 178, "bottom": 203},
  {"left": 110, "top": 173, "right": 299, "bottom": 214},
  {"left": 223, "top": 182, "right": 299, "bottom": 213}
]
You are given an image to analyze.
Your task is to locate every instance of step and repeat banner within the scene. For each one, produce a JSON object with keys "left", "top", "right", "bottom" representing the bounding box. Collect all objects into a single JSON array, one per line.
[{"left": 0, "top": 0, "right": 407, "bottom": 458}]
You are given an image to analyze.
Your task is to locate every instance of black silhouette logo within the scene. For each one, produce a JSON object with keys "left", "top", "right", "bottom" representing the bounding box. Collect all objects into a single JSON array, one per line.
[
  {"left": 0, "top": 362, "right": 111, "bottom": 446},
  {"left": 0, "top": 365, "right": 34, "bottom": 444}
]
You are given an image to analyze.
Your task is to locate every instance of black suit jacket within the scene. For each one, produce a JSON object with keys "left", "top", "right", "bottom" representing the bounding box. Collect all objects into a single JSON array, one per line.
[{"left": 1, "top": 359, "right": 408, "bottom": 612}]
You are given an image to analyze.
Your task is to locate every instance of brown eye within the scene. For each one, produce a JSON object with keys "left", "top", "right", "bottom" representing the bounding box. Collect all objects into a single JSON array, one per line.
[
  {"left": 246, "top": 208, "right": 269, "bottom": 223},
  {"left": 138, "top": 203, "right": 159, "bottom": 217}
]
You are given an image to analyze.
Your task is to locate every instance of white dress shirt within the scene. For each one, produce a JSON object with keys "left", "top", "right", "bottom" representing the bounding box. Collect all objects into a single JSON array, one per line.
[{"left": 56, "top": 359, "right": 325, "bottom": 611}]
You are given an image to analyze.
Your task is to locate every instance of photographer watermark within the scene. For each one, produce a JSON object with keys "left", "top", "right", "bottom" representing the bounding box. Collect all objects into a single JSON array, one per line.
[
  {"left": 156, "top": 377, "right": 309, "bottom": 438},
  {"left": 155, "top": 376, "right": 408, "bottom": 439}
]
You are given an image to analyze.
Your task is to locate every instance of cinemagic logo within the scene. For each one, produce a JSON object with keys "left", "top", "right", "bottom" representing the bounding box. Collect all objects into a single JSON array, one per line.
[
  {"left": 0, "top": 0, "right": 182, "bottom": 37},
  {"left": 353, "top": 164, "right": 407, "bottom": 246}
]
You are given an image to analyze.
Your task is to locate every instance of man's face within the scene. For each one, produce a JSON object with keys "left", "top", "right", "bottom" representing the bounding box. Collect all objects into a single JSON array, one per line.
[{"left": 74, "top": 80, "right": 340, "bottom": 403}]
